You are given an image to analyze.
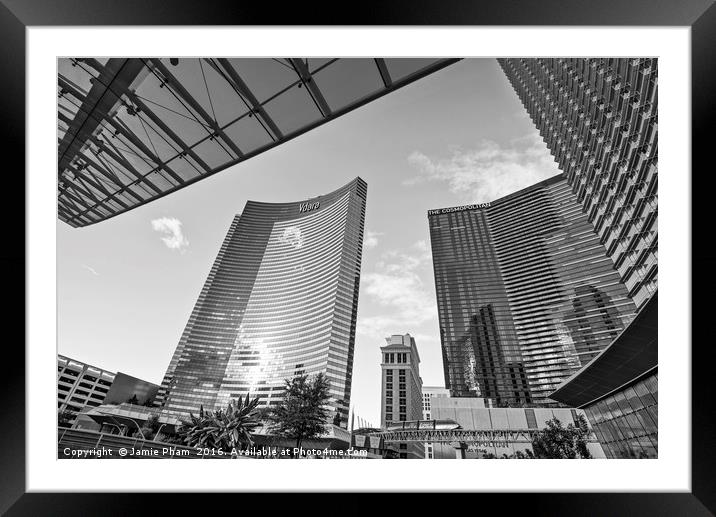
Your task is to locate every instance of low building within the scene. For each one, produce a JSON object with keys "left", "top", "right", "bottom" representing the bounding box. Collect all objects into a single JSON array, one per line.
[
  {"left": 549, "top": 293, "right": 658, "bottom": 458},
  {"left": 58, "top": 355, "right": 116, "bottom": 427},
  {"left": 421, "top": 386, "right": 450, "bottom": 420},
  {"left": 428, "top": 397, "right": 605, "bottom": 458},
  {"left": 58, "top": 355, "right": 160, "bottom": 428},
  {"left": 422, "top": 386, "right": 450, "bottom": 459}
]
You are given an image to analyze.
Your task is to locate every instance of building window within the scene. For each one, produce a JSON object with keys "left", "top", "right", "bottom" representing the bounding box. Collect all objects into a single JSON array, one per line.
[{"left": 525, "top": 408, "right": 538, "bottom": 429}]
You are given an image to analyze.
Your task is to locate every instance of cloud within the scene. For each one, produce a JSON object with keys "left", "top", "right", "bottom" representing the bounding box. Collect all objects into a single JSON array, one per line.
[
  {"left": 405, "top": 133, "right": 560, "bottom": 203},
  {"left": 363, "top": 230, "right": 383, "bottom": 250},
  {"left": 151, "top": 217, "right": 189, "bottom": 252},
  {"left": 81, "top": 264, "right": 99, "bottom": 276},
  {"left": 358, "top": 241, "right": 436, "bottom": 340}
]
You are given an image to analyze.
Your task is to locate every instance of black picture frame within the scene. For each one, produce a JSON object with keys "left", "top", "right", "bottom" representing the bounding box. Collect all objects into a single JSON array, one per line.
[{"left": 2, "top": 0, "right": 711, "bottom": 513}]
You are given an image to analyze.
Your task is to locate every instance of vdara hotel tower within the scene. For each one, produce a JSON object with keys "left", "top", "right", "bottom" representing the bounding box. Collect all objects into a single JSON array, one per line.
[
  {"left": 428, "top": 176, "right": 638, "bottom": 405},
  {"left": 156, "top": 178, "right": 367, "bottom": 426},
  {"left": 499, "top": 58, "right": 658, "bottom": 309}
]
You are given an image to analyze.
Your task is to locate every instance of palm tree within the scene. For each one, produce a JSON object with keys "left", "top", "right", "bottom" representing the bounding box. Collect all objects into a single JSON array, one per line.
[
  {"left": 179, "top": 394, "right": 261, "bottom": 452},
  {"left": 58, "top": 409, "right": 75, "bottom": 428}
]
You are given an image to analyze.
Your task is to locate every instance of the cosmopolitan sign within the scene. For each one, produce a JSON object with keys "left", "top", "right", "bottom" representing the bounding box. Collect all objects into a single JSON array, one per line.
[
  {"left": 428, "top": 202, "right": 491, "bottom": 216},
  {"left": 299, "top": 201, "right": 320, "bottom": 213}
]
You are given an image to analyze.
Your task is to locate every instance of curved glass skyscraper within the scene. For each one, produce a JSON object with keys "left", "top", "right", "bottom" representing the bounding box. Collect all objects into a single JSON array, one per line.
[
  {"left": 156, "top": 178, "right": 367, "bottom": 426},
  {"left": 429, "top": 175, "right": 637, "bottom": 406}
]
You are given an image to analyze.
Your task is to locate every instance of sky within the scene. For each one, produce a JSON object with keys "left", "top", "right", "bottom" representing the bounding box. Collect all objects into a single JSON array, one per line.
[{"left": 57, "top": 59, "right": 561, "bottom": 426}]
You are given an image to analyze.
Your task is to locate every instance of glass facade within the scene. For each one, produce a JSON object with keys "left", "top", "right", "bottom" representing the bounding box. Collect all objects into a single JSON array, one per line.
[
  {"left": 498, "top": 58, "right": 658, "bottom": 310},
  {"left": 583, "top": 372, "right": 658, "bottom": 458},
  {"left": 156, "top": 178, "right": 367, "bottom": 426},
  {"left": 428, "top": 175, "right": 638, "bottom": 405}
]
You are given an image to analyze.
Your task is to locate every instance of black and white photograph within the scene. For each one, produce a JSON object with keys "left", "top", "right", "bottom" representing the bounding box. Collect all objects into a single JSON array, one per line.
[
  {"left": 5, "top": 7, "right": 708, "bottom": 508},
  {"left": 55, "top": 56, "right": 658, "bottom": 461}
]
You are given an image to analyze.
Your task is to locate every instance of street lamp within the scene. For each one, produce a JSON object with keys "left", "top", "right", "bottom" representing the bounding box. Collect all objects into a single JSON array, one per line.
[
  {"left": 102, "top": 422, "right": 123, "bottom": 435},
  {"left": 153, "top": 422, "right": 169, "bottom": 442}
]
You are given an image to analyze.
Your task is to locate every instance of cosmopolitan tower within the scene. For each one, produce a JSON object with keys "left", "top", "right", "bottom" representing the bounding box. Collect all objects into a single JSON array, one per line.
[
  {"left": 428, "top": 175, "right": 637, "bottom": 405},
  {"left": 157, "top": 178, "right": 367, "bottom": 426}
]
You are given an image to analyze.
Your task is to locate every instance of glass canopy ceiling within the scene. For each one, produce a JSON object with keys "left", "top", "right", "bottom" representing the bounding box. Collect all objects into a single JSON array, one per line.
[{"left": 57, "top": 57, "right": 459, "bottom": 227}]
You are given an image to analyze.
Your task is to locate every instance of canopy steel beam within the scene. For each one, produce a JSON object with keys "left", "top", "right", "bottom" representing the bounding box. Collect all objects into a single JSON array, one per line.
[
  {"left": 374, "top": 58, "right": 393, "bottom": 88},
  {"left": 65, "top": 164, "right": 130, "bottom": 210},
  {"left": 77, "top": 152, "right": 144, "bottom": 204},
  {"left": 149, "top": 59, "right": 244, "bottom": 159},
  {"left": 58, "top": 57, "right": 462, "bottom": 227},
  {"left": 288, "top": 58, "right": 332, "bottom": 117},
  {"left": 59, "top": 184, "right": 110, "bottom": 221},
  {"left": 59, "top": 63, "right": 177, "bottom": 219},
  {"left": 58, "top": 59, "right": 145, "bottom": 173},
  {"left": 90, "top": 135, "right": 163, "bottom": 195},
  {"left": 213, "top": 58, "right": 284, "bottom": 140},
  {"left": 98, "top": 108, "right": 187, "bottom": 185},
  {"left": 60, "top": 69, "right": 207, "bottom": 183},
  {"left": 125, "top": 94, "right": 212, "bottom": 174}
]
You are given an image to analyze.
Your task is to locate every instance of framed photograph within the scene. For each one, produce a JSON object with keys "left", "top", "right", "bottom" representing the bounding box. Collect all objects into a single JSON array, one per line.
[{"left": 3, "top": 0, "right": 710, "bottom": 513}]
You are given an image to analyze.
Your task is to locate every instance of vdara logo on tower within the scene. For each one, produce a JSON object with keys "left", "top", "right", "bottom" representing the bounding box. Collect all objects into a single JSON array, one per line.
[{"left": 299, "top": 201, "right": 320, "bottom": 213}]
